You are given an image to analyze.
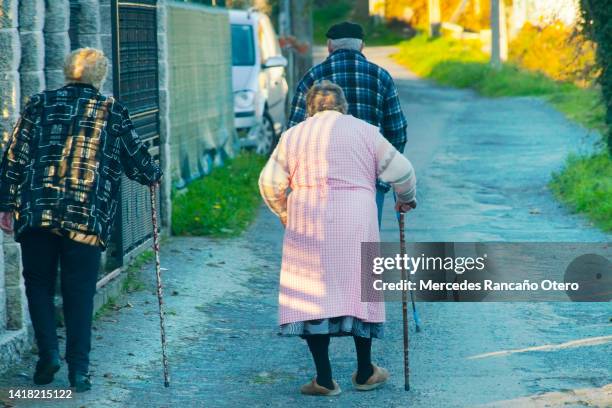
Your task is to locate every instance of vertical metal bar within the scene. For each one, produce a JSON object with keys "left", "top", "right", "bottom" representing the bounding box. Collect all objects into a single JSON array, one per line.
[{"left": 110, "top": 0, "right": 124, "bottom": 265}]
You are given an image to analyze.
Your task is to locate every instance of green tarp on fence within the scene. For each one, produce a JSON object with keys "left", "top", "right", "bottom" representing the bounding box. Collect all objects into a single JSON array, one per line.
[{"left": 167, "top": 2, "right": 235, "bottom": 188}]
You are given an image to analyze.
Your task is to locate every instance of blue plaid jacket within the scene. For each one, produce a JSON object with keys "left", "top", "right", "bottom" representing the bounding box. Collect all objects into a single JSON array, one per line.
[{"left": 288, "top": 49, "right": 407, "bottom": 153}]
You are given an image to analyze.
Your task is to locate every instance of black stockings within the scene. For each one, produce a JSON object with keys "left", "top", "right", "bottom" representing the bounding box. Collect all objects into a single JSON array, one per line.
[{"left": 304, "top": 335, "right": 374, "bottom": 389}]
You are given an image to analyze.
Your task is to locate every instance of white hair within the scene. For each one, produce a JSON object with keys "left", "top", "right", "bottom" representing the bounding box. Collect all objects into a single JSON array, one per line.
[
  {"left": 328, "top": 38, "right": 363, "bottom": 52},
  {"left": 64, "top": 48, "right": 108, "bottom": 89}
]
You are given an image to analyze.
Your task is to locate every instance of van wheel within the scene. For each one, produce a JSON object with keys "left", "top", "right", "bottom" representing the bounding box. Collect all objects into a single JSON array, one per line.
[{"left": 256, "top": 113, "right": 275, "bottom": 155}]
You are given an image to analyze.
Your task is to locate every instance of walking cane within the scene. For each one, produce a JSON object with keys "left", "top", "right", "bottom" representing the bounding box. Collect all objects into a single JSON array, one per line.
[
  {"left": 395, "top": 200, "right": 422, "bottom": 333},
  {"left": 150, "top": 184, "right": 170, "bottom": 387},
  {"left": 399, "top": 211, "right": 410, "bottom": 391}
]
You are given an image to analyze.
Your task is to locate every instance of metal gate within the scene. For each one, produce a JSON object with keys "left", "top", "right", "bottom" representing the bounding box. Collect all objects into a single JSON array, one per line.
[{"left": 109, "top": 0, "right": 161, "bottom": 268}]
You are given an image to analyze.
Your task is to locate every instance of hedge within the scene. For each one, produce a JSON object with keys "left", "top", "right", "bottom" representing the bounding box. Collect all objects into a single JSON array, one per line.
[{"left": 580, "top": 0, "right": 612, "bottom": 153}]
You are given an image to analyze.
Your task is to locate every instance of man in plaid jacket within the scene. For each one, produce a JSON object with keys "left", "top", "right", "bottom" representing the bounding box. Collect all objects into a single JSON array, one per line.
[
  {"left": 288, "top": 21, "right": 408, "bottom": 226},
  {"left": 0, "top": 48, "right": 162, "bottom": 392}
]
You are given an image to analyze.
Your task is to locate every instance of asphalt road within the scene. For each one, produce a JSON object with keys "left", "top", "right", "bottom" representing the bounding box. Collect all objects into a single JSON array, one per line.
[{"left": 0, "top": 47, "right": 610, "bottom": 408}]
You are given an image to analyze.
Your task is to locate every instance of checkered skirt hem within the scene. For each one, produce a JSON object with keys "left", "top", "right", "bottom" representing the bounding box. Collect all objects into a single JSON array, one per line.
[{"left": 279, "top": 316, "right": 384, "bottom": 339}]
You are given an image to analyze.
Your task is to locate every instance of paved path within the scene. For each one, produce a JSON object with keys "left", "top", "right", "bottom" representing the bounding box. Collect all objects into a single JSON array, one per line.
[{"left": 1, "top": 47, "right": 610, "bottom": 407}]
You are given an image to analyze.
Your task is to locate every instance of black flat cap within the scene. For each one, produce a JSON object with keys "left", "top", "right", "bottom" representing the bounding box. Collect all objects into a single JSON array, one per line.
[{"left": 326, "top": 21, "right": 364, "bottom": 40}]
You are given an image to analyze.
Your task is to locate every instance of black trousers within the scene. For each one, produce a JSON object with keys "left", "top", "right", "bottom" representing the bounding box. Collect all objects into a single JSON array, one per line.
[{"left": 20, "top": 229, "right": 101, "bottom": 374}]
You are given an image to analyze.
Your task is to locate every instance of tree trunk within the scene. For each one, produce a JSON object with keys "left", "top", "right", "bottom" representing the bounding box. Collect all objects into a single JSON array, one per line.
[{"left": 352, "top": 0, "right": 369, "bottom": 21}]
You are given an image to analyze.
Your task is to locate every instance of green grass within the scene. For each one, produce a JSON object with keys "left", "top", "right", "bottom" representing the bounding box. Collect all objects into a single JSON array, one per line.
[
  {"left": 313, "top": 0, "right": 408, "bottom": 46},
  {"left": 123, "top": 249, "right": 154, "bottom": 293},
  {"left": 550, "top": 154, "right": 612, "bottom": 231},
  {"left": 172, "top": 152, "right": 266, "bottom": 237},
  {"left": 393, "top": 34, "right": 611, "bottom": 231},
  {"left": 392, "top": 35, "right": 605, "bottom": 128},
  {"left": 94, "top": 296, "right": 118, "bottom": 320}
]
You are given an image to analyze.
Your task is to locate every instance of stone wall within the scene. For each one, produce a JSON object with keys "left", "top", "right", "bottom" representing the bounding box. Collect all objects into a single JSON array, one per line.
[
  {"left": 0, "top": 0, "right": 21, "bottom": 147},
  {"left": 98, "top": 0, "right": 113, "bottom": 95},
  {"left": 72, "top": 0, "right": 102, "bottom": 49},
  {"left": 44, "top": 0, "right": 71, "bottom": 90},
  {"left": 0, "top": 234, "right": 29, "bottom": 374},
  {"left": 18, "top": 1, "right": 45, "bottom": 106},
  {"left": 0, "top": 2, "right": 29, "bottom": 372}
]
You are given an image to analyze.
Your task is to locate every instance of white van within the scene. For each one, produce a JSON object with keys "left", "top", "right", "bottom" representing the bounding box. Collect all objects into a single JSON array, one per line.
[{"left": 230, "top": 9, "right": 288, "bottom": 154}]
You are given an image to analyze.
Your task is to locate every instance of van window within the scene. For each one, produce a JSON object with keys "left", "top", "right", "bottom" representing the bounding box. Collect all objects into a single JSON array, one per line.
[{"left": 231, "top": 24, "right": 256, "bottom": 66}]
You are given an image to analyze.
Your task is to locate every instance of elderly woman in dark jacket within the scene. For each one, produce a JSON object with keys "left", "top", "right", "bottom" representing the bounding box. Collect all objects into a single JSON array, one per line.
[{"left": 0, "top": 48, "right": 162, "bottom": 392}]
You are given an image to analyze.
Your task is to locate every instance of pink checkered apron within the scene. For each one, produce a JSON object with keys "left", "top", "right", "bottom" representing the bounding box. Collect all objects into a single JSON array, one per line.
[{"left": 278, "top": 111, "right": 385, "bottom": 325}]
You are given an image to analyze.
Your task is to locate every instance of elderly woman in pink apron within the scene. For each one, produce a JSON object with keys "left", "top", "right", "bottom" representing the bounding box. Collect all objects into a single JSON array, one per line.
[{"left": 259, "top": 80, "right": 416, "bottom": 396}]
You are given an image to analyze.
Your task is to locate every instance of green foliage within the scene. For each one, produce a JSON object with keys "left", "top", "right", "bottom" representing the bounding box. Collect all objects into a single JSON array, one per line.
[
  {"left": 550, "top": 153, "right": 612, "bottom": 231},
  {"left": 383, "top": 0, "right": 492, "bottom": 31},
  {"left": 123, "top": 250, "right": 154, "bottom": 293},
  {"left": 580, "top": 0, "right": 612, "bottom": 153},
  {"left": 509, "top": 22, "right": 598, "bottom": 86},
  {"left": 172, "top": 153, "right": 266, "bottom": 237},
  {"left": 393, "top": 35, "right": 605, "bottom": 130},
  {"left": 313, "top": 0, "right": 410, "bottom": 46},
  {"left": 394, "top": 34, "right": 610, "bottom": 230},
  {"left": 313, "top": 0, "right": 353, "bottom": 44},
  {"left": 94, "top": 296, "right": 118, "bottom": 320}
]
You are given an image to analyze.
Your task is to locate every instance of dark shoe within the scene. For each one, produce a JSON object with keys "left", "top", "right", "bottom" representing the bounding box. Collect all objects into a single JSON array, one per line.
[
  {"left": 69, "top": 372, "right": 92, "bottom": 393},
  {"left": 33, "top": 355, "right": 61, "bottom": 385}
]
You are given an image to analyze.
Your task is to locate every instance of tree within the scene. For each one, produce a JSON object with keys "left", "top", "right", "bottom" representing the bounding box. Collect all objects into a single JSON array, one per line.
[{"left": 580, "top": 0, "right": 612, "bottom": 153}]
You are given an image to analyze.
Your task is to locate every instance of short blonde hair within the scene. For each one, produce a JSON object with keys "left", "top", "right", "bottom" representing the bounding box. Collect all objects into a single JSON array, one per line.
[
  {"left": 64, "top": 48, "right": 108, "bottom": 89},
  {"left": 306, "top": 80, "right": 348, "bottom": 116}
]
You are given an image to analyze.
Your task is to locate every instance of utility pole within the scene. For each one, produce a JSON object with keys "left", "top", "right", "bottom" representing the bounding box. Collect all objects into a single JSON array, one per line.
[
  {"left": 290, "top": 0, "right": 313, "bottom": 82},
  {"left": 428, "top": 0, "right": 441, "bottom": 37},
  {"left": 353, "top": 0, "right": 369, "bottom": 21},
  {"left": 490, "top": 0, "right": 508, "bottom": 69},
  {"left": 279, "top": 0, "right": 294, "bottom": 102}
]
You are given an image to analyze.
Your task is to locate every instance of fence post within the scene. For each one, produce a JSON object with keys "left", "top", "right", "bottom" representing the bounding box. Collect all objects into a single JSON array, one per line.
[{"left": 490, "top": 0, "right": 508, "bottom": 69}]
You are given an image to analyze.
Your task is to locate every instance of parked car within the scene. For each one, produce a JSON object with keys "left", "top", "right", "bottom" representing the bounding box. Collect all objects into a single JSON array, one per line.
[{"left": 230, "top": 9, "right": 288, "bottom": 155}]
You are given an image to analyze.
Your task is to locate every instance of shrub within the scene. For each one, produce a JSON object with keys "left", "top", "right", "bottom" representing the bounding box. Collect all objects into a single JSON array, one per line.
[
  {"left": 509, "top": 22, "right": 598, "bottom": 87},
  {"left": 551, "top": 153, "right": 612, "bottom": 231},
  {"left": 580, "top": 0, "right": 612, "bottom": 153},
  {"left": 384, "top": 0, "right": 492, "bottom": 32}
]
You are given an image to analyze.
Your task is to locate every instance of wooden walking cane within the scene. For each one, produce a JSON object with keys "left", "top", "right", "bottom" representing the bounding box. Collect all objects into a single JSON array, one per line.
[
  {"left": 399, "top": 211, "right": 410, "bottom": 391},
  {"left": 150, "top": 184, "right": 170, "bottom": 387}
]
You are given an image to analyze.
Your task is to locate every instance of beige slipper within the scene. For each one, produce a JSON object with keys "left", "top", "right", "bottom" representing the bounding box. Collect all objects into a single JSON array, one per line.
[
  {"left": 300, "top": 378, "right": 342, "bottom": 396},
  {"left": 351, "top": 364, "right": 390, "bottom": 391}
]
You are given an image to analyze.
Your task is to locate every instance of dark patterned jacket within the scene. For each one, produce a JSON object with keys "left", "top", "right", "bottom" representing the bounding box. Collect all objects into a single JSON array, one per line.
[{"left": 0, "top": 83, "right": 162, "bottom": 247}]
